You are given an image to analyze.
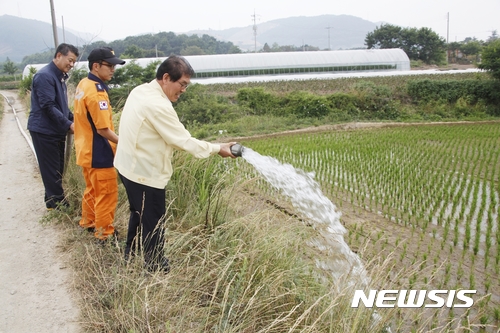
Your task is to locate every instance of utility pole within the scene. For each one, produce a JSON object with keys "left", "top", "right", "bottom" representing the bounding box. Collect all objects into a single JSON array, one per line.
[
  {"left": 49, "top": 0, "right": 58, "bottom": 47},
  {"left": 61, "top": 15, "right": 66, "bottom": 43},
  {"left": 251, "top": 10, "right": 259, "bottom": 53},
  {"left": 326, "top": 26, "right": 332, "bottom": 50},
  {"left": 446, "top": 12, "right": 450, "bottom": 64}
]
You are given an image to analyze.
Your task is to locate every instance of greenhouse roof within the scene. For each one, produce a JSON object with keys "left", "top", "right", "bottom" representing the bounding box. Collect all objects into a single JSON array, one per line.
[
  {"left": 184, "top": 49, "right": 410, "bottom": 72},
  {"left": 23, "top": 48, "right": 410, "bottom": 79}
]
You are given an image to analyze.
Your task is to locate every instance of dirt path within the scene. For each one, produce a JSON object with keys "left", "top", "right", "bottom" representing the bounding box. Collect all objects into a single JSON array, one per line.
[{"left": 0, "top": 90, "right": 80, "bottom": 333}]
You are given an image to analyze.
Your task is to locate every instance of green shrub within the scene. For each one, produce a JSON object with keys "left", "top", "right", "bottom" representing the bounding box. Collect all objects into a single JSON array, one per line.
[
  {"left": 0, "top": 75, "right": 17, "bottom": 82},
  {"left": 19, "top": 66, "right": 37, "bottom": 95},
  {"left": 108, "top": 86, "right": 135, "bottom": 112},
  {"left": 416, "top": 99, "right": 451, "bottom": 120},
  {"left": 407, "top": 79, "right": 499, "bottom": 104},
  {"left": 485, "top": 104, "right": 500, "bottom": 117},
  {"left": 105, "top": 60, "right": 163, "bottom": 110},
  {"left": 280, "top": 91, "right": 331, "bottom": 118},
  {"left": 176, "top": 84, "right": 239, "bottom": 125},
  {"left": 350, "top": 81, "right": 400, "bottom": 120},
  {"left": 325, "top": 93, "right": 358, "bottom": 117},
  {"left": 111, "top": 60, "right": 146, "bottom": 87},
  {"left": 453, "top": 96, "right": 474, "bottom": 117},
  {"left": 236, "top": 87, "right": 278, "bottom": 115},
  {"left": 68, "top": 67, "right": 88, "bottom": 86},
  {"left": 478, "top": 39, "right": 500, "bottom": 80},
  {"left": 410, "top": 60, "right": 425, "bottom": 68},
  {"left": 467, "top": 79, "right": 500, "bottom": 105}
]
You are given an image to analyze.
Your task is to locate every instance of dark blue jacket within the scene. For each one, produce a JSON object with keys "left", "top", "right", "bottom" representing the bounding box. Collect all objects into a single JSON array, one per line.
[{"left": 27, "top": 61, "right": 74, "bottom": 137}]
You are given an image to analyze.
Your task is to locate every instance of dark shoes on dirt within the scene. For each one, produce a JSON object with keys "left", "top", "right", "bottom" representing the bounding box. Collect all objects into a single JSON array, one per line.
[
  {"left": 145, "top": 257, "right": 170, "bottom": 274},
  {"left": 96, "top": 230, "right": 119, "bottom": 246},
  {"left": 80, "top": 227, "right": 95, "bottom": 233},
  {"left": 46, "top": 200, "right": 70, "bottom": 212},
  {"left": 124, "top": 248, "right": 170, "bottom": 274}
]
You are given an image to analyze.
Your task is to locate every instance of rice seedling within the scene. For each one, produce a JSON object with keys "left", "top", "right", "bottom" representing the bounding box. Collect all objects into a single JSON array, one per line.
[{"left": 240, "top": 121, "right": 500, "bottom": 331}]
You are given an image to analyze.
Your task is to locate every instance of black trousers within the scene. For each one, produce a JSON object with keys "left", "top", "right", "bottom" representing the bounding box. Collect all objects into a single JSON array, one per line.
[
  {"left": 30, "top": 131, "right": 66, "bottom": 209},
  {"left": 119, "top": 173, "right": 166, "bottom": 262}
]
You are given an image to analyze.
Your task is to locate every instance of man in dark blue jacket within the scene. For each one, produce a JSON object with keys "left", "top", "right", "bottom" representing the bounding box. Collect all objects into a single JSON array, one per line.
[{"left": 28, "top": 43, "right": 79, "bottom": 210}]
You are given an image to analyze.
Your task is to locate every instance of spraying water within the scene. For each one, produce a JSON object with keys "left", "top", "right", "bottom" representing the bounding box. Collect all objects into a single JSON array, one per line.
[{"left": 240, "top": 146, "right": 369, "bottom": 287}]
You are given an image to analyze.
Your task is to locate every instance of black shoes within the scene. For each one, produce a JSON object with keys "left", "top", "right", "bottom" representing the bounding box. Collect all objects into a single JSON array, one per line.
[
  {"left": 96, "top": 230, "right": 119, "bottom": 246},
  {"left": 123, "top": 248, "right": 170, "bottom": 274},
  {"left": 123, "top": 247, "right": 135, "bottom": 263},
  {"left": 145, "top": 257, "right": 170, "bottom": 273},
  {"left": 80, "top": 227, "right": 95, "bottom": 233},
  {"left": 46, "top": 200, "right": 70, "bottom": 211}
]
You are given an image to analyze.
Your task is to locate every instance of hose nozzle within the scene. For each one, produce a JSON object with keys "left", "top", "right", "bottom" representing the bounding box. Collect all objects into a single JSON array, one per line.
[{"left": 230, "top": 143, "right": 244, "bottom": 157}]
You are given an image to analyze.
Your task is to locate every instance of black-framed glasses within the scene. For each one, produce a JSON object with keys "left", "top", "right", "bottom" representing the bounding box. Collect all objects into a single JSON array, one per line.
[{"left": 100, "top": 62, "right": 116, "bottom": 69}]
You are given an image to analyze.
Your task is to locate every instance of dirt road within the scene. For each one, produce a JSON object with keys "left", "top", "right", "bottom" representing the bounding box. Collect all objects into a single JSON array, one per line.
[{"left": 0, "top": 90, "right": 80, "bottom": 333}]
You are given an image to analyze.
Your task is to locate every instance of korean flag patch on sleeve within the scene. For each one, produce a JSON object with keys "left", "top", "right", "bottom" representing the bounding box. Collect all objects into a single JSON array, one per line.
[{"left": 99, "top": 101, "right": 109, "bottom": 110}]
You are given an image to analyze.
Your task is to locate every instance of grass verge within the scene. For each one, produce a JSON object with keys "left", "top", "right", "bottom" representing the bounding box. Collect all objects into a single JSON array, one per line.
[{"left": 41, "top": 151, "right": 491, "bottom": 332}]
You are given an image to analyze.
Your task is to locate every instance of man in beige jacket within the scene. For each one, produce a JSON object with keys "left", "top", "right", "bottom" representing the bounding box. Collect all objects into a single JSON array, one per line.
[{"left": 114, "top": 55, "right": 236, "bottom": 272}]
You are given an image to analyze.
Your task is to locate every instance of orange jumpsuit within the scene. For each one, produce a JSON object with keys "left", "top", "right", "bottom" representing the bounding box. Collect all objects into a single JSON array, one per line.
[{"left": 74, "top": 74, "right": 118, "bottom": 240}]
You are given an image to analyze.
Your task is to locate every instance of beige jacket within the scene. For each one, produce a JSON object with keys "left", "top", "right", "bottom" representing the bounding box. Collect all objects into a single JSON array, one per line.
[{"left": 114, "top": 79, "right": 220, "bottom": 189}]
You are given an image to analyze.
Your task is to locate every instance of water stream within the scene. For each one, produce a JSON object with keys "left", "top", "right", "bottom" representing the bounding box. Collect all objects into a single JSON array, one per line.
[{"left": 241, "top": 147, "right": 369, "bottom": 287}]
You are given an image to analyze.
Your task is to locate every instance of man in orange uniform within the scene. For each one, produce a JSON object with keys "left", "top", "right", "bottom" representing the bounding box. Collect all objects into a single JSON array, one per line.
[{"left": 73, "top": 47, "right": 125, "bottom": 241}]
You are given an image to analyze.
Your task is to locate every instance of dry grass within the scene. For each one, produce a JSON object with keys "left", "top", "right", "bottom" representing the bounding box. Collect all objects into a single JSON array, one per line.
[
  {"left": 38, "top": 152, "right": 493, "bottom": 333},
  {"left": 29, "top": 80, "right": 495, "bottom": 331}
]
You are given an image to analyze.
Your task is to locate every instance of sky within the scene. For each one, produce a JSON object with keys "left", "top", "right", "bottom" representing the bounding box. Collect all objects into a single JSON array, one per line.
[{"left": 2, "top": 0, "right": 498, "bottom": 43}]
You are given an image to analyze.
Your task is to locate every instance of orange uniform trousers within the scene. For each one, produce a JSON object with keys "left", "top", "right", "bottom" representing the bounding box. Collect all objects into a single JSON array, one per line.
[{"left": 79, "top": 166, "right": 118, "bottom": 240}]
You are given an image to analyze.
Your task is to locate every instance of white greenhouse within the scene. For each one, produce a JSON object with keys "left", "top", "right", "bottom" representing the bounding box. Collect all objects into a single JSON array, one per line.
[{"left": 23, "top": 48, "right": 410, "bottom": 80}]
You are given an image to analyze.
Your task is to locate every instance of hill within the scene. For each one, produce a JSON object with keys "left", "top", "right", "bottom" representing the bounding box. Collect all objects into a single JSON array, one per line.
[
  {"left": 1, "top": 14, "right": 379, "bottom": 63},
  {"left": 187, "top": 15, "right": 378, "bottom": 52},
  {"left": 0, "top": 15, "right": 92, "bottom": 62}
]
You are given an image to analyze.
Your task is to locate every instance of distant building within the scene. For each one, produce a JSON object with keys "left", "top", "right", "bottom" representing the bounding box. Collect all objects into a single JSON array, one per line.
[{"left": 23, "top": 49, "right": 410, "bottom": 80}]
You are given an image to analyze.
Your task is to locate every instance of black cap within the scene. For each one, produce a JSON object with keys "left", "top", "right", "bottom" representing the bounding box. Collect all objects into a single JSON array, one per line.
[{"left": 87, "top": 47, "right": 126, "bottom": 65}]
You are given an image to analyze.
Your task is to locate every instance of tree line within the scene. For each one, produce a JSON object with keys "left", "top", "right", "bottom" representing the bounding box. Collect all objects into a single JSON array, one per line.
[
  {"left": 18, "top": 32, "right": 241, "bottom": 68},
  {"left": 365, "top": 24, "right": 498, "bottom": 65}
]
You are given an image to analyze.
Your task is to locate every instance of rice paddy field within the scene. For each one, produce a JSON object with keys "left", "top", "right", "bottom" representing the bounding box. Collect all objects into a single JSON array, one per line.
[{"left": 234, "top": 121, "right": 500, "bottom": 330}]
